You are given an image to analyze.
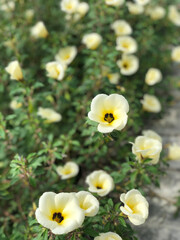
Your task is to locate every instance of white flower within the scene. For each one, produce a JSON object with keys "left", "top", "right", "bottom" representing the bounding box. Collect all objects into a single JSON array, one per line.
[
  {"left": 37, "top": 107, "right": 62, "bottom": 123},
  {"left": 76, "top": 191, "right": 99, "bottom": 217},
  {"left": 105, "top": 0, "right": 124, "bottom": 7},
  {"left": 56, "top": 162, "right": 79, "bottom": 180},
  {"left": 88, "top": 94, "right": 129, "bottom": 133},
  {"left": 94, "top": 232, "right": 122, "bottom": 240},
  {"left": 76, "top": 2, "right": 89, "bottom": 17},
  {"left": 31, "top": 21, "right": 48, "bottom": 39},
  {"left": 86, "top": 170, "right": 114, "bottom": 197},
  {"left": 35, "top": 192, "right": 85, "bottom": 235},
  {"left": 168, "top": 5, "right": 180, "bottom": 27},
  {"left": 116, "top": 36, "right": 137, "bottom": 54},
  {"left": 145, "top": 68, "right": 162, "bottom": 86},
  {"left": 126, "top": 2, "right": 144, "bottom": 15},
  {"left": 55, "top": 46, "right": 77, "bottom": 65},
  {"left": 134, "top": 0, "right": 150, "bottom": 6},
  {"left": 142, "top": 130, "right": 162, "bottom": 143},
  {"left": 120, "top": 189, "right": 149, "bottom": 225},
  {"left": 171, "top": 46, "right": 180, "bottom": 63},
  {"left": 111, "top": 20, "right": 132, "bottom": 36},
  {"left": 82, "top": 33, "right": 102, "bottom": 50},
  {"left": 141, "top": 94, "right": 161, "bottom": 113},
  {"left": 25, "top": 9, "right": 34, "bottom": 21},
  {"left": 60, "top": 0, "right": 79, "bottom": 13},
  {"left": 3, "top": 39, "right": 15, "bottom": 50},
  {"left": 107, "top": 73, "right": 120, "bottom": 84},
  {"left": 132, "top": 136, "right": 162, "bottom": 164},
  {"left": 168, "top": 144, "right": 180, "bottom": 160},
  {"left": 5, "top": 60, "right": 23, "bottom": 81},
  {"left": 148, "top": 6, "right": 166, "bottom": 20},
  {"left": 0, "top": 1, "right": 15, "bottom": 12},
  {"left": 45, "top": 61, "right": 65, "bottom": 81},
  {"left": 117, "top": 54, "right": 139, "bottom": 76},
  {"left": 10, "top": 99, "right": 22, "bottom": 110}
]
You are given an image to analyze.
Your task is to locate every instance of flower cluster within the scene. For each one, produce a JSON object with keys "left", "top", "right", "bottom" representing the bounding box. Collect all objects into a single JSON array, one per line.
[{"left": 2, "top": 0, "right": 180, "bottom": 239}]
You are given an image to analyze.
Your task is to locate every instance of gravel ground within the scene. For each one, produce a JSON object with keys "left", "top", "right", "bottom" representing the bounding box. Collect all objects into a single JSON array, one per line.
[{"left": 136, "top": 74, "right": 180, "bottom": 240}]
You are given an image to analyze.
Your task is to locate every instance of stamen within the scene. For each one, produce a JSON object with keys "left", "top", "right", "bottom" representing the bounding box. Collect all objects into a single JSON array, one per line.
[
  {"left": 123, "top": 63, "right": 128, "bottom": 69},
  {"left": 104, "top": 113, "right": 114, "bottom": 123},
  {"left": 52, "top": 212, "right": 64, "bottom": 223}
]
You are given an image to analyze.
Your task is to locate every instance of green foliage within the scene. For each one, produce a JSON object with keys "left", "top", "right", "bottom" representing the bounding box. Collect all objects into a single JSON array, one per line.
[{"left": 0, "top": 0, "right": 179, "bottom": 239}]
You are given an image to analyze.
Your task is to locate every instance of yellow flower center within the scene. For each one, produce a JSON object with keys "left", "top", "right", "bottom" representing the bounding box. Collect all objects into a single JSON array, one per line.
[
  {"left": 118, "top": 26, "right": 124, "bottom": 33},
  {"left": 64, "top": 54, "right": 70, "bottom": 60},
  {"left": 122, "top": 42, "right": 129, "bottom": 49},
  {"left": 66, "top": 4, "right": 73, "bottom": 10},
  {"left": 104, "top": 113, "right": 114, "bottom": 123},
  {"left": 122, "top": 62, "right": 129, "bottom": 69},
  {"left": 96, "top": 184, "right": 102, "bottom": 189},
  {"left": 52, "top": 212, "right": 64, "bottom": 223},
  {"left": 63, "top": 168, "right": 72, "bottom": 175}
]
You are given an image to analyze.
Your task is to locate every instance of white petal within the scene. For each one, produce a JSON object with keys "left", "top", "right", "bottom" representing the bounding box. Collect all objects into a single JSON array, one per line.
[
  {"left": 39, "top": 192, "right": 56, "bottom": 217},
  {"left": 76, "top": 191, "right": 99, "bottom": 217},
  {"left": 35, "top": 209, "right": 58, "bottom": 230},
  {"left": 97, "top": 123, "right": 115, "bottom": 133},
  {"left": 90, "top": 94, "right": 108, "bottom": 113},
  {"left": 104, "top": 94, "right": 129, "bottom": 113},
  {"left": 128, "top": 214, "right": 145, "bottom": 225},
  {"left": 51, "top": 218, "right": 79, "bottom": 235}
]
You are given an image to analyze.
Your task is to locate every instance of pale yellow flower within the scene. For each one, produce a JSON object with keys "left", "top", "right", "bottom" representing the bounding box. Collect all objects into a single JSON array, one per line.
[
  {"left": 76, "top": 191, "right": 99, "bottom": 217},
  {"left": 60, "top": 0, "right": 79, "bottom": 13},
  {"left": 132, "top": 136, "right": 162, "bottom": 164},
  {"left": 168, "top": 144, "right": 180, "bottom": 160},
  {"left": 37, "top": 107, "right": 62, "bottom": 123},
  {"left": 35, "top": 192, "right": 85, "bottom": 235},
  {"left": 141, "top": 94, "right": 161, "bottom": 113},
  {"left": 171, "top": 46, "right": 180, "bottom": 63},
  {"left": 120, "top": 189, "right": 149, "bottom": 225},
  {"left": 82, "top": 33, "right": 102, "bottom": 50},
  {"left": 117, "top": 54, "right": 139, "bottom": 76},
  {"left": 31, "top": 21, "right": 48, "bottom": 39},
  {"left": 86, "top": 170, "right": 114, "bottom": 197},
  {"left": 0, "top": 1, "right": 15, "bottom": 12},
  {"left": 88, "top": 94, "right": 129, "bottom": 133},
  {"left": 5, "top": 60, "right": 23, "bottom": 81},
  {"left": 142, "top": 130, "right": 162, "bottom": 143},
  {"left": 111, "top": 20, "right": 132, "bottom": 36},
  {"left": 95, "top": 232, "right": 122, "bottom": 240},
  {"left": 126, "top": 2, "right": 144, "bottom": 15},
  {"left": 76, "top": 2, "right": 89, "bottom": 17},
  {"left": 25, "top": 9, "right": 34, "bottom": 21},
  {"left": 134, "top": 0, "right": 150, "bottom": 6},
  {"left": 56, "top": 162, "right": 79, "bottom": 180},
  {"left": 105, "top": 0, "right": 124, "bottom": 7},
  {"left": 107, "top": 73, "right": 120, "bottom": 84},
  {"left": 55, "top": 46, "right": 77, "bottom": 65},
  {"left": 116, "top": 36, "right": 138, "bottom": 54},
  {"left": 10, "top": 99, "right": 22, "bottom": 110},
  {"left": 168, "top": 5, "right": 180, "bottom": 26},
  {"left": 148, "top": 6, "right": 166, "bottom": 20},
  {"left": 3, "top": 39, "right": 16, "bottom": 50},
  {"left": 145, "top": 68, "right": 162, "bottom": 86},
  {"left": 45, "top": 61, "right": 65, "bottom": 80}
]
